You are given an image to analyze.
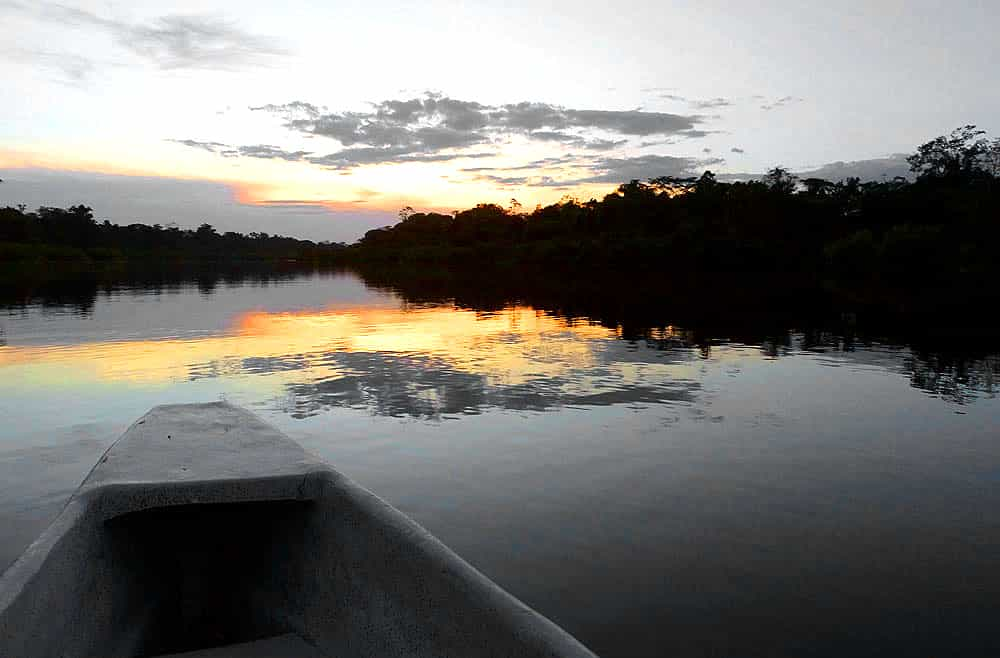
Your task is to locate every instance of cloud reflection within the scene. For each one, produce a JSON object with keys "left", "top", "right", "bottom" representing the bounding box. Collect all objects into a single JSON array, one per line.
[
  {"left": 0, "top": 305, "right": 703, "bottom": 419},
  {"left": 281, "top": 350, "right": 700, "bottom": 419}
]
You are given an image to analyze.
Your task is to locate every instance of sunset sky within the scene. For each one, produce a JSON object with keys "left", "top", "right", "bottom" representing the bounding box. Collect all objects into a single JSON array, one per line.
[{"left": 2, "top": 0, "right": 997, "bottom": 241}]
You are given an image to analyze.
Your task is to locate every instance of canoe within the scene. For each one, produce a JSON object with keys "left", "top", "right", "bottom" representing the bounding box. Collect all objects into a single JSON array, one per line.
[{"left": 0, "top": 402, "right": 597, "bottom": 658}]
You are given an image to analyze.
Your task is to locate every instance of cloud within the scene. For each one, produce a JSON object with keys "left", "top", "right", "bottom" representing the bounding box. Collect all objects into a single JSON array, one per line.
[
  {"left": 235, "top": 145, "right": 312, "bottom": 161},
  {"left": 167, "top": 139, "right": 308, "bottom": 161},
  {"left": 476, "top": 174, "right": 533, "bottom": 186},
  {"left": 0, "top": 46, "right": 97, "bottom": 84},
  {"left": 167, "top": 136, "right": 494, "bottom": 170},
  {"left": 760, "top": 96, "right": 802, "bottom": 111},
  {"left": 168, "top": 138, "right": 231, "bottom": 153},
  {"left": 731, "top": 147, "right": 745, "bottom": 154},
  {"left": 690, "top": 97, "right": 732, "bottom": 110},
  {"left": 526, "top": 131, "right": 626, "bottom": 150},
  {"left": 306, "top": 148, "right": 495, "bottom": 170},
  {"left": 574, "top": 154, "right": 724, "bottom": 184},
  {"left": 8, "top": 2, "right": 287, "bottom": 72},
  {"left": 658, "top": 93, "right": 733, "bottom": 110},
  {"left": 554, "top": 108, "right": 701, "bottom": 135},
  {"left": 717, "top": 154, "right": 913, "bottom": 184},
  {"left": 584, "top": 138, "right": 629, "bottom": 151},
  {"left": 459, "top": 155, "right": 578, "bottom": 174},
  {"left": 799, "top": 154, "right": 912, "bottom": 182},
  {"left": 471, "top": 154, "right": 723, "bottom": 188},
  {"left": 243, "top": 94, "right": 709, "bottom": 168}
]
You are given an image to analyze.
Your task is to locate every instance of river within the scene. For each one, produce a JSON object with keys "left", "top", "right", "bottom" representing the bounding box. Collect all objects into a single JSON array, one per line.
[{"left": 1, "top": 269, "right": 998, "bottom": 657}]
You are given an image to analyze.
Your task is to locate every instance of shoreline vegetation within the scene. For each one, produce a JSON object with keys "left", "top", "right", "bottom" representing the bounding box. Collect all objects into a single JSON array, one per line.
[{"left": 3, "top": 127, "right": 999, "bottom": 316}]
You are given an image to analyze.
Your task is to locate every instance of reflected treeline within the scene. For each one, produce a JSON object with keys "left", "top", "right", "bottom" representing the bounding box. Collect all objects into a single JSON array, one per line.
[
  {"left": 3, "top": 263, "right": 998, "bottom": 409},
  {"left": 906, "top": 351, "right": 998, "bottom": 405},
  {"left": 354, "top": 263, "right": 1000, "bottom": 406},
  {"left": 0, "top": 263, "right": 347, "bottom": 314},
  {"left": 356, "top": 262, "right": 835, "bottom": 345}
]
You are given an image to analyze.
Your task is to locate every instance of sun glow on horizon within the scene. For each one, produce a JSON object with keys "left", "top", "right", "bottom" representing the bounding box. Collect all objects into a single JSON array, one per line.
[{"left": 0, "top": 140, "right": 620, "bottom": 221}]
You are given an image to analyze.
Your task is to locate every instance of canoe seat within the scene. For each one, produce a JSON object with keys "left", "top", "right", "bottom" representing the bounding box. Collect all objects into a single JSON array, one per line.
[{"left": 154, "top": 633, "right": 328, "bottom": 657}]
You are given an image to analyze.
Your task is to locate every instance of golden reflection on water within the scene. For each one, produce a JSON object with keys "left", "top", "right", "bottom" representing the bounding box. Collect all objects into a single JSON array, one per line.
[{"left": 0, "top": 306, "right": 619, "bottom": 388}]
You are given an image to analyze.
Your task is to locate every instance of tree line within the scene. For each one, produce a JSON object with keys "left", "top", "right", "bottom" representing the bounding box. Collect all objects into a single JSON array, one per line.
[
  {"left": 2, "top": 125, "right": 998, "bottom": 288},
  {"left": 0, "top": 206, "right": 347, "bottom": 266},
  {"left": 357, "top": 126, "right": 1000, "bottom": 286}
]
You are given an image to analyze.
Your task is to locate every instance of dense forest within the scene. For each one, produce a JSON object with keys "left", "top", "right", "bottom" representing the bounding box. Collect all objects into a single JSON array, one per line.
[
  {"left": 357, "top": 127, "right": 1000, "bottom": 289},
  {"left": 0, "top": 206, "right": 346, "bottom": 267},
  {"left": 2, "top": 127, "right": 998, "bottom": 303}
]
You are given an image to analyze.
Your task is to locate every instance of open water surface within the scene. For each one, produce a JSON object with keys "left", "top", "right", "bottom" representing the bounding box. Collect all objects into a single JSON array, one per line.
[{"left": 1, "top": 270, "right": 998, "bottom": 657}]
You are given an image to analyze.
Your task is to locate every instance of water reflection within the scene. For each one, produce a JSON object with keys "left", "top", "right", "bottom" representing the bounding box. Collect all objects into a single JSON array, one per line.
[
  {"left": 1, "top": 264, "right": 336, "bottom": 315},
  {"left": 1, "top": 271, "right": 998, "bottom": 416},
  {"left": 282, "top": 350, "right": 701, "bottom": 419},
  {"left": 3, "top": 269, "right": 1000, "bottom": 658},
  {"left": 0, "top": 303, "right": 704, "bottom": 418},
  {"left": 905, "top": 351, "right": 997, "bottom": 404}
]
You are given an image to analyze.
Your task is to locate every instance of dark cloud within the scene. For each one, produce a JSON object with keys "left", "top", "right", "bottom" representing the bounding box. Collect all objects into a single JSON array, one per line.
[
  {"left": 10, "top": 2, "right": 287, "bottom": 71},
  {"left": 168, "top": 138, "right": 231, "bottom": 153},
  {"left": 306, "top": 148, "right": 495, "bottom": 170},
  {"left": 266, "top": 97, "right": 704, "bottom": 139},
  {"left": 235, "top": 145, "right": 312, "bottom": 161},
  {"left": 242, "top": 94, "right": 708, "bottom": 168},
  {"left": 168, "top": 136, "right": 493, "bottom": 170},
  {"left": 559, "top": 108, "right": 701, "bottom": 136},
  {"left": 676, "top": 130, "right": 712, "bottom": 139},
  {"left": 170, "top": 94, "right": 712, "bottom": 171},
  {"left": 167, "top": 139, "right": 309, "bottom": 161},
  {"left": 575, "top": 154, "right": 724, "bottom": 184},
  {"left": 252, "top": 99, "right": 494, "bottom": 164},
  {"left": 525, "top": 130, "right": 581, "bottom": 144},
  {"left": 526, "top": 131, "right": 626, "bottom": 150},
  {"left": 731, "top": 147, "right": 746, "bottom": 154},
  {"left": 465, "top": 152, "right": 721, "bottom": 188},
  {"left": 639, "top": 139, "right": 677, "bottom": 148},
  {"left": 584, "top": 138, "right": 628, "bottom": 151},
  {"left": 477, "top": 174, "right": 533, "bottom": 186}
]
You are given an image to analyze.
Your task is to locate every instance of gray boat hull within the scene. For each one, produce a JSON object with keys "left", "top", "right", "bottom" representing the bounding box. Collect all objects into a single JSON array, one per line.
[{"left": 0, "top": 402, "right": 597, "bottom": 657}]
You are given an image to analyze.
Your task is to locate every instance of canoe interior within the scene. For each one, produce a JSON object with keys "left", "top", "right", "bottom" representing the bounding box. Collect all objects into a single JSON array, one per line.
[{"left": 105, "top": 500, "right": 313, "bottom": 657}]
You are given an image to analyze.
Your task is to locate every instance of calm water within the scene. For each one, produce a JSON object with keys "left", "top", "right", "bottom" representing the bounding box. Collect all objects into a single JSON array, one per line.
[{"left": 2, "top": 270, "right": 999, "bottom": 657}]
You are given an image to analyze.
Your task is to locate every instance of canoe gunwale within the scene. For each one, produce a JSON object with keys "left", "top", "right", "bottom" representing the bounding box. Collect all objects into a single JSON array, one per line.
[{"left": 0, "top": 402, "right": 599, "bottom": 658}]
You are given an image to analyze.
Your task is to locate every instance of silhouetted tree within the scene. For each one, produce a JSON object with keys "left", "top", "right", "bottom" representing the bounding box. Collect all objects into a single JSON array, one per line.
[
  {"left": 802, "top": 178, "right": 835, "bottom": 196},
  {"left": 764, "top": 167, "right": 798, "bottom": 194},
  {"left": 906, "top": 125, "right": 990, "bottom": 182}
]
